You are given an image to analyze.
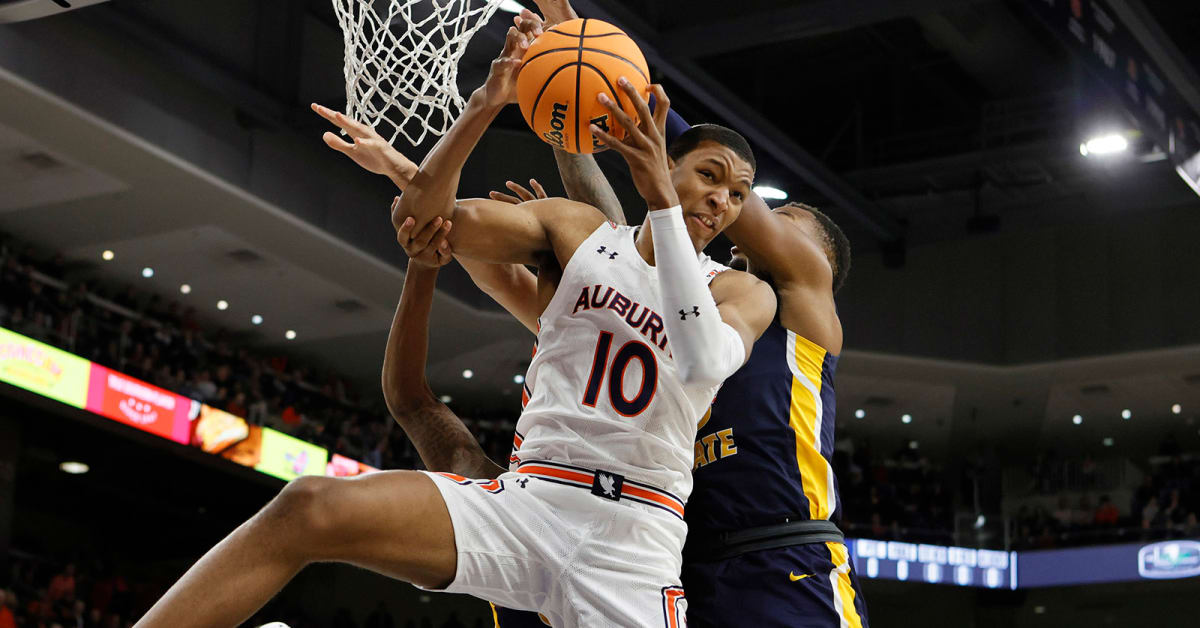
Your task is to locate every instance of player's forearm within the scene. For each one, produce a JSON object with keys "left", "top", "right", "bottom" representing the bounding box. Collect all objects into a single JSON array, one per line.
[
  {"left": 552, "top": 150, "right": 626, "bottom": 225},
  {"left": 385, "top": 157, "right": 418, "bottom": 191},
  {"left": 456, "top": 256, "right": 540, "bottom": 334},
  {"left": 648, "top": 206, "right": 745, "bottom": 387},
  {"left": 395, "top": 90, "right": 504, "bottom": 231},
  {"left": 382, "top": 264, "right": 441, "bottom": 410},
  {"left": 381, "top": 264, "right": 500, "bottom": 477}
]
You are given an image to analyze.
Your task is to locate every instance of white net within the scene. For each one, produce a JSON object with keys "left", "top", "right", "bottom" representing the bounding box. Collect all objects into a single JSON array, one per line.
[{"left": 332, "top": 0, "right": 507, "bottom": 146}]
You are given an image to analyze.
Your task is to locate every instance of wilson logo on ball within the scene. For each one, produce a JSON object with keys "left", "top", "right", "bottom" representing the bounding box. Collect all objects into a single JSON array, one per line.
[{"left": 517, "top": 18, "right": 650, "bottom": 154}]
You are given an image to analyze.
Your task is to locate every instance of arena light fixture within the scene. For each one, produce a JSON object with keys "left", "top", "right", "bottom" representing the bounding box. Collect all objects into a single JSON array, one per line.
[
  {"left": 179, "top": 283, "right": 191, "bottom": 294},
  {"left": 251, "top": 314, "right": 263, "bottom": 325},
  {"left": 101, "top": 249, "right": 114, "bottom": 261},
  {"left": 439, "top": 395, "right": 453, "bottom": 403},
  {"left": 854, "top": 408, "right": 865, "bottom": 419},
  {"left": 462, "top": 369, "right": 474, "bottom": 379},
  {"left": 901, "top": 413, "right": 912, "bottom": 424},
  {"left": 1103, "top": 437, "right": 1114, "bottom": 447},
  {"left": 285, "top": 330, "right": 297, "bottom": 340},
  {"left": 974, "top": 514, "right": 987, "bottom": 529},
  {"left": 1079, "top": 133, "right": 1128, "bottom": 157},
  {"left": 141, "top": 267, "right": 154, "bottom": 278},
  {"left": 1121, "top": 409, "right": 1131, "bottom": 420},
  {"left": 513, "top": 374, "right": 525, "bottom": 384},
  {"left": 1172, "top": 403, "right": 1182, "bottom": 415},
  {"left": 217, "top": 300, "right": 229, "bottom": 311},
  {"left": 752, "top": 185, "right": 788, "bottom": 201},
  {"left": 1072, "top": 414, "right": 1083, "bottom": 425},
  {"left": 497, "top": 0, "right": 526, "bottom": 12},
  {"left": 59, "top": 461, "right": 89, "bottom": 474},
  {"left": 908, "top": 440, "right": 918, "bottom": 450}
]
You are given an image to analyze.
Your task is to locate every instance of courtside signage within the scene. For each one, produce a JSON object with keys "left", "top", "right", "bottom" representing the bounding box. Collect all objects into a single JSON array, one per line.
[
  {"left": 1138, "top": 540, "right": 1200, "bottom": 580},
  {"left": 255, "top": 427, "right": 329, "bottom": 481},
  {"left": 86, "top": 364, "right": 191, "bottom": 444},
  {"left": 0, "top": 327, "right": 90, "bottom": 408},
  {"left": 0, "top": 325, "right": 381, "bottom": 483}
]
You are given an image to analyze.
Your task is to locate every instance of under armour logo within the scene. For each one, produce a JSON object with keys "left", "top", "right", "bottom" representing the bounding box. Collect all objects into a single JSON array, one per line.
[
  {"left": 679, "top": 306, "right": 700, "bottom": 320},
  {"left": 514, "top": 477, "right": 529, "bottom": 489},
  {"left": 591, "top": 470, "right": 624, "bottom": 501},
  {"left": 596, "top": 246, "right": 618, "bottom": 259}
]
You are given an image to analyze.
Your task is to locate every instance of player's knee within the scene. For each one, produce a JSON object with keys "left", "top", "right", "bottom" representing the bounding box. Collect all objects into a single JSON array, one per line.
[{"left": 271, "top": 475, "right": 341, "bottom": 541}]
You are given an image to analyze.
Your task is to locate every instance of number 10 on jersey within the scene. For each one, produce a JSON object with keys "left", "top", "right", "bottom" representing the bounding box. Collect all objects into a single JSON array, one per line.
[{"left": 582, "top": 331, "right": 658, "bottom": 417}]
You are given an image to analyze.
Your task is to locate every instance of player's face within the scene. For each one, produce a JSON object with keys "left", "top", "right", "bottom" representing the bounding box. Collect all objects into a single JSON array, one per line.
[{"left": 670, "top": 141, "right": 754, "bottom": 250}]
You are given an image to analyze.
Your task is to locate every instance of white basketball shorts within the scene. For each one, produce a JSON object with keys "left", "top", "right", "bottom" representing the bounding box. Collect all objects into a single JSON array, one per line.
[{"left": 422, "top": 463, "right": 689, "bottom": 628}]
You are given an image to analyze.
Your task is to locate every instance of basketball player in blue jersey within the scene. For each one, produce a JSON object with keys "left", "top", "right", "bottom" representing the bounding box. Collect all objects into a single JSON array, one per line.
[
  {"left": 138, "top": 14, "right": 777, "bottom": 628},
  {"left": 327, "top": 4, "right": 868, "bottom": 625}
]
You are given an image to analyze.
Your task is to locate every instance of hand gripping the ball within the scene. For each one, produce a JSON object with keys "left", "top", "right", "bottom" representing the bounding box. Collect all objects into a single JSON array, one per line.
[
  {"left": 591, "top": 82, "right": 678, "bottom": 211},
  {"left": 478, "top": 10, "right": 544, "bottom": 110}
]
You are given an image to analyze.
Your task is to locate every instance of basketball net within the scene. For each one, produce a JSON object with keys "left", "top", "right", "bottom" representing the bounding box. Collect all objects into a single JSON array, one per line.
[{"left": 332, "top": 0, "right": 508, "bottom": 146}]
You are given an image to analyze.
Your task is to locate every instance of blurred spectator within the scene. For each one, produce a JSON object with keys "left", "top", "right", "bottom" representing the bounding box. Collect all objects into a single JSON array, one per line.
[
  {"left": 1094, "top": 495, "right": 1119, "bottom": 526},
  {"left": 0, "top": 589, "right": 16, "bottom": 628},
  {"left": 365, "top": 601, "right": 395, "bottom": 628},
  {"left": 47, "top": 563, "right": 75, "bottom": 605}
]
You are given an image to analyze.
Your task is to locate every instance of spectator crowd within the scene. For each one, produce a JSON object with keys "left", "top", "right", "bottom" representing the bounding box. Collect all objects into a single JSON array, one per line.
[
  {"left": 4, "top": 233, "right": 1198, "bottom": 555},
  {"left": 1011, "top": 450, "right": 1200, "bottom": 549}
]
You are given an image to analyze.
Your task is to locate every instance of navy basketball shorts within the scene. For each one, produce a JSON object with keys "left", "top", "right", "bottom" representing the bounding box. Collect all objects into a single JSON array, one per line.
[{"left": 682, "top": 541, "right": 869, "bottom": 628}]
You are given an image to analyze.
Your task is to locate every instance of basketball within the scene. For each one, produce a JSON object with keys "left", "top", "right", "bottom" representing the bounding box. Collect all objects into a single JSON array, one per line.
[{"left": 516, "top": 18, "right": 650, "bottom": 154}]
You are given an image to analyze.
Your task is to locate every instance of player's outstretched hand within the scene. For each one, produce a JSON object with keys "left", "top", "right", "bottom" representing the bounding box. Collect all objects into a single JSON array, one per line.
[
  {"left": 489, "top": 178, "right": 548, "bottom": 205},
  {"left": 531, "top": 0, "right": 578, "bottom": 27},
  {"left": 397, "top": 215, "right": 454, "bottom": 268},
  {"left": 311, "top": 103, "right": 416, "bottom": 188},
  {"left": 478, "top": 10, "right": 542, "bottom": 109},
  {"left": 591, "top": 83, "right": 678, "bottom": 211}
]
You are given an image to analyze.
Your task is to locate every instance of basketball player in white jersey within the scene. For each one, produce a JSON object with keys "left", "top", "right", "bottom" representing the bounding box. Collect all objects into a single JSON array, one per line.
[{"left": 136, "top": 14, "right": 774, "bottom": 628}]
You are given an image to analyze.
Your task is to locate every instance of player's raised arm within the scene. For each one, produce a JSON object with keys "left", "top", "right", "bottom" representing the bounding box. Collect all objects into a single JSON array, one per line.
[
  {"left": 388, "top": 13, "right": 602, "bottom": 269},
  {"left": 381, "top": 219, "right": 504, "bottom": 479},
  {"left": 593, "top": 82, "right": 775, "bottom": 386},
  {"left": 725, "top": 193, "right": 835, "bottom": 291},
  {"left": 393, "top": 14, "right": 538, "bottom": 231}
]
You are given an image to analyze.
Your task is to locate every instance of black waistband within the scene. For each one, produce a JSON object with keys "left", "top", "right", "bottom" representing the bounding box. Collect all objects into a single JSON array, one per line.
[{"left": 684, "top": 520, "right": 845, "bottom": 563}]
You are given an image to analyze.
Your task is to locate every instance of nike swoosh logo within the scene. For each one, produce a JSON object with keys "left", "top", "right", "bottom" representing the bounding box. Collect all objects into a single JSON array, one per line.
[{"left": 789, "top": 572, "right": 812, "bottom": 582}]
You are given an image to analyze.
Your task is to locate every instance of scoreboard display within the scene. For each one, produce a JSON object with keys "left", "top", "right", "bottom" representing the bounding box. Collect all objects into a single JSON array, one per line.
[
  {"left": 851, "top": 539, "right": 1016, "bottom": 589},
  {"left": 849, "top": 538, "right": 1200, "bottom": 589}
]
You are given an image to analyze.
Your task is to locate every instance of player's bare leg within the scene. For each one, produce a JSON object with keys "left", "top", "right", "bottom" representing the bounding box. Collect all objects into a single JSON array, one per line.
[{"left": 135, "top": 471, "right": 456, "bottom": 628}]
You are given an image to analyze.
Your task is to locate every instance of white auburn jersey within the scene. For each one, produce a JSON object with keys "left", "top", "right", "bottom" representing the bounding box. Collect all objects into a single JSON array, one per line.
[{"left": 512, "top": 222, "right": 729, "bottom": 502}]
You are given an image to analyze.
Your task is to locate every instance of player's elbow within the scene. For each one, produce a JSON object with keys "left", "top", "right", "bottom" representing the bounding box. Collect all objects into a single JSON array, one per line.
[
  {"left": 381, "top": 379, "right": 436, "bottom": 423},
  {"left": 676, "top": 361, "right": 729, "bottom": 389}
]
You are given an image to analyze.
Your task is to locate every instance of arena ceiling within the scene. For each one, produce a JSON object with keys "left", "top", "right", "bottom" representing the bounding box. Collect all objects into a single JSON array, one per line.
[{"left": 1, "top": 0, "right": 1199, "bottom": 456}]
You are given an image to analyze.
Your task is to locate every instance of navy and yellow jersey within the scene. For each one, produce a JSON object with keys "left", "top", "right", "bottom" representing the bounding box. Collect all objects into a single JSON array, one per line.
[{"left": 687, "top": 319, "right": 840, "bottom": 534}]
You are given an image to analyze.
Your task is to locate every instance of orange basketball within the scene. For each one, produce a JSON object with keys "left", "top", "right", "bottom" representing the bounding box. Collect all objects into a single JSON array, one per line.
[{"left": 516, "top": 18, "right": 650, "bottom": 154}]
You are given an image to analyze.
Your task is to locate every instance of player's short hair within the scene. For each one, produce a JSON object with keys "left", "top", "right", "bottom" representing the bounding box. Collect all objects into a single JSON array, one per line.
[
  {"left": 668, "top": 124, "right": 756, "bottom": 173},
  {"left": 784, "top": 202, "right": 851, "bottom": 294}
]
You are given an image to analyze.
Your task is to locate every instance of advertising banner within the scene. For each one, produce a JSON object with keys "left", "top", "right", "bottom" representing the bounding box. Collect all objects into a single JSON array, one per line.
[
  {"left": 0, "top": 327, "right": 89, "bottom": 408},
  {"left": 325, "top": 453, "right": 379, "bottom": 478},
  {"left": 1018, "top": 538, "right": 1200, "bottom": 587},
  {"left": 255, "top": 427, "right": 329, "bottom": 481},
  {"left": 220, "top": 424, "right": 263, "bottom": 469},
  {"left": 192, "top": 404, "right": 251, "bottom": 454},
  {"left": 85, "top": 365, "right": 191, "bottom": 444}
]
